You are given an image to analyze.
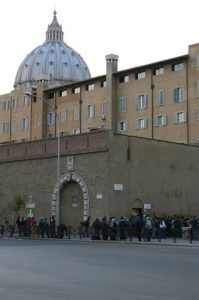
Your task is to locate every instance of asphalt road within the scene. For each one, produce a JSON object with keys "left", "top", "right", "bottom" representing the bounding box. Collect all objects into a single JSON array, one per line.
[{"left": 0, "top": 239, "right": 198, "bottom": 300}]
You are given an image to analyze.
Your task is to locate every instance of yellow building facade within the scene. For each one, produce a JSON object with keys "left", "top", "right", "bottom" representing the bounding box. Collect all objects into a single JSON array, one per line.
[{"left": 1, "top": 12, "right": 199, "bottom": 145}]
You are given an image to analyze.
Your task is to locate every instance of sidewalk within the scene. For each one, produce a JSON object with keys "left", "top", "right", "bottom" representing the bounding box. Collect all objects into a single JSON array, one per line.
[{"left": 4, "top": 235, "right": 199, "bottom": 247}]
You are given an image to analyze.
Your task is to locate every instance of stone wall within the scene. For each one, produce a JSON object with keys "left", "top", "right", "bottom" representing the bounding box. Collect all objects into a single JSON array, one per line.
[{"left": 0, "top": 131, "right": 199, "bottom": 224}]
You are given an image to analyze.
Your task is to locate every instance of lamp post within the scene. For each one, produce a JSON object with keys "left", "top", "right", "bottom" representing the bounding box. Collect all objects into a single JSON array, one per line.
[{"left": 24, "top": 91, "right": 60, "bottom": 226}]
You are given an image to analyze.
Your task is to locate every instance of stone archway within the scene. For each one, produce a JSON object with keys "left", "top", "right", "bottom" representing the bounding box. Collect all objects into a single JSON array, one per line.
[{"left": 51, "top": 172, "right": 89, "bottom": 223}]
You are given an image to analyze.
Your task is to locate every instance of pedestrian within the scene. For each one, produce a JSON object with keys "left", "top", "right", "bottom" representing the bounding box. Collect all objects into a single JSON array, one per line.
[{"left": 50, "top": 216, "right": 56, "bottom": 238}]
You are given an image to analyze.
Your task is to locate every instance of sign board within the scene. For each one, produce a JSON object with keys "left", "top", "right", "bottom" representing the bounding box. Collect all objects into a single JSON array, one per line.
[
  {"left": 114, "top": 184, "right": 123, "bottom": 191},
  {"left": 26, "top": 203, "right": 36, "bottom": 209},
  {"left": 96, "top": 194, "right": 102, "bottom": 199},
  {"left": 144, "top": 203, "right": 151, "bottom": 210},
  {"left": 72, "top": 195, "right": 79, "bottom": 207}
]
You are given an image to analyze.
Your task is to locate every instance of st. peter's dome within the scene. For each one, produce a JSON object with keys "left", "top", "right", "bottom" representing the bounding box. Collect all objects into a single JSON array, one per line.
[{"left": 14, "top": 11, "right": 91, "bottom": 89}]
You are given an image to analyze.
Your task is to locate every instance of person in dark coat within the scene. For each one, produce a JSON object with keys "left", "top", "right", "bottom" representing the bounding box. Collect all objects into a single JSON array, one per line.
[{"left": 92, "top": 218, "right": 101, "bottom": 240}]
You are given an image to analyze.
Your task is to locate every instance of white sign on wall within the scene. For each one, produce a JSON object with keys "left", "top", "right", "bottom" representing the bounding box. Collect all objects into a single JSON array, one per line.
[
  {"left": 144, "top": 203, "right": 151, "bottom": 210},
  {"left": 114, "top": 184, "right": 123, "bottom": 191}
]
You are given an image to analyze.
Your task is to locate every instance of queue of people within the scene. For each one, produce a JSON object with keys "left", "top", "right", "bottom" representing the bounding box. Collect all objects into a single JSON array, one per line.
[
  {"left": 0, "top": 214, "right": 198, "bottom": 241},
  {"left": 90, "top": 215, "right": 199, "bottom": 242}
]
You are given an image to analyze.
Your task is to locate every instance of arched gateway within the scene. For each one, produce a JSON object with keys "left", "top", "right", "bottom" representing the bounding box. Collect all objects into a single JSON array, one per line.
[{"left": 52, "top": 172, "right": 89, "bottom": 226}]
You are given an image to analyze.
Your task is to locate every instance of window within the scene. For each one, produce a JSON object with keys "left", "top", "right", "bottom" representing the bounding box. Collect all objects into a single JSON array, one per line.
[
  {"left": 196, "top": 54, "right": 199, "bottom": 67},
  {"left": 101, "top": 101, "right": 107, "bottom": 116},
  {"left": 47, "top": 93, "right": 54, "bottom": 99},
  {"left": 74, "top": 107, "right": 80, "bottom": 120},
  {"left": 153, "top": 67, "right": 164, "bottom": 76},
  {"left": 135, "top": 71, "right": 146, "bottom": 80},
  {"left": 59, "top": 90, "right": 67, "bottom": 97},
  {"left": 172, "top": 63, "right": 184, "bottom": 71},
  {"left": 117, "top": 121, "right": 128, "bottom": 132},
  {"left": 196, "top": 109, "right": 199, "bottom": 120},
  {"left": 12, "top": 98, "right": 18, "bottom": 109},
  {"left": 154, "top": 115, "right": 167, "bottom": 126},
  {"left": 12, "top": 120, "right": 16, "bottom": 133},
  {"left": 136, "top": 94, "right": 147, "bottom": 109},
  {"left": 119, "top": 75, "right": 129, "bottom": 83},
  {"left": 174, "top": 87, "right": 184, "bottom": 102},
  {"left": 196, "top": 81, "right": 199, "bottom": 98},
  {"left": 60, "top": 111, "right": 67, "bottom": 123},
  {"left": 47, "top": 112, "right": 55, "bottom": 125},
  {"left": 85, "top": 84, "right": 95, "bottom": 91},
  {"left": 119, "top": 97, "right": 126, "bottom": 112},
  {"left": 23, "top": 95, "right": 29, "bottom": 106},
  {"left": 72, "top": 87, "right": 80, "bottom": 94},
  {"left": 3, "top": 122, "right": 9, "bottom": 134},
  {"left": 157, "top": 90, "right": 165, "bottom": 106},
  {"left": 2, "top": 100, "right": 9, "bottom": 111},
  {"left": 174, "top": 112, "right": 187, "bottom": 124},
  {"left": 87, "top": 105, "right": 95, "bottom": 118},
  {"left": 100, "top": 80, "right": 106, "bottom": 88},
  {"left": 135, "top": 118, "right": 147, "bottom": 129},
  {"left": 21, "top": 118, "right": 29, "bottom": 130}
]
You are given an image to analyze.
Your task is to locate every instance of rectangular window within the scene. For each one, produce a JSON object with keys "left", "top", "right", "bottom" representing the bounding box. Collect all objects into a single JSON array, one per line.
[
  {"left": 119, "top": 97, "right": 126, "bottom": 112},
  {"left": 136, "top": 94, "right": 147, "bottom": 109},
  {"left": 196, "top": 109, "right": 199, "bottom": 120},
  {"left": 119, "top": 75, "right": 129, "bottom": 83},
  {"left": 12, "top": 98, "right": 18, "bottom": 109},
  {"left": 12, "top": 120, "right": 16, "bottom": 133},
  {"left": 174, "top": 87, "right": 184, "bottom": 102},
  {"left": 136, "top": 71, "right": 146, "bottom": 80},
  {"left": 87, "top": 104, "right": 95, "bottom": 118},
  {"left": 72, "top": 87, "right": 80, "bottom": 94},
  {"left": 196, "top": 54, "right": 199, "bottom": 67},
  {"left": 174, "top": 112, "right": 187, "bottom": 124},
  {"left": 3, "top": 121, "right": 9, "bottom": 134},
  {"left": 23, "top": 95, "right": 29, "bottom": 106},
  {"left": 2, "top": 100, "right": 9, "bottom": 111},
  {"left": 60, "top": 111, "right": 67, "bottom": 123},
  {"left": 101, "top": 101, "right": 107, "bottom": 116},
  {"left": 157, "top": 90, "right": 165, "bottom": 106},
  {"left": 135, "top": 118, "right": 147, "bottom": 129},
  {"left": 47, "top": 112, "right": 55, "bottom": 125},
  {"left": 59, "top": 90, "right": 67, "bottom": 97},
  {"left": 74, "top": 107, "right": 80, "bottom": 120},
  {"left": 153, "top": 67, "right": 164, "bottom": 76},
  {"left": 21, "top": 118, "right": 29, "bottom": 130},
  {"left": 100, "top": 80, "right": 106, "bottom": 87},
  {"left": 154, "top": 115, "right": 167, "bottom": 126},
  {"left": 86, "top": 84, "right": 95, "bottom": 91},
  {"left": 117, "top": 121, "right": 128, "bottom": 132},
  {"left": 47, "top": 93, "right": 54, "bottom": 99},
  {"left": 196, "top": 81, "right": 199, "bottom": 98},
  {"left": 172, "top": 63, "right": 184, "bottom": 71}
]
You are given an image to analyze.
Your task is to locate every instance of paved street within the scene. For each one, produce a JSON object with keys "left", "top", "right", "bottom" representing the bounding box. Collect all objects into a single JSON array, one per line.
[{"left": 0, "top": 239, "right": 198, "bottom": 300}]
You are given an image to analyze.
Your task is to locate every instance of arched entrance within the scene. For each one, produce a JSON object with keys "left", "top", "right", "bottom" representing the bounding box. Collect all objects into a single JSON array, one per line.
[
  {"left": 52, "top": 172, "right": 89, "bottom": 226},
  {"left": 131, "top": 198, "right": 144, "bottom": 216}
]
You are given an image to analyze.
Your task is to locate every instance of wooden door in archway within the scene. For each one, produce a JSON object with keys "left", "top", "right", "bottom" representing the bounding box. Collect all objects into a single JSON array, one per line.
[{"left": 60, "top": 181, "right": 84, "bottom": 227}]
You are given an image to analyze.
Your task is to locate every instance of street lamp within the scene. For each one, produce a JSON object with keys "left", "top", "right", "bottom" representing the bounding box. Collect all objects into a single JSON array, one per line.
[{"left": 24, "top": 91, "right": 60, "bottom": 226}]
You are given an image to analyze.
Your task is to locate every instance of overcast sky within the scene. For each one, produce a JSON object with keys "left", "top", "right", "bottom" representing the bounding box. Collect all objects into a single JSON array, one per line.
[{"left": 0, "top": 0, "right": 198, "bottom": 94}]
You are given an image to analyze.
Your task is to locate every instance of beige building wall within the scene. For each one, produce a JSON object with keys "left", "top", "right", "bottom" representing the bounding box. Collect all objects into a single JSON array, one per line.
[{"left": 1, "top": 43, "right": 199, "bottom": 145}]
